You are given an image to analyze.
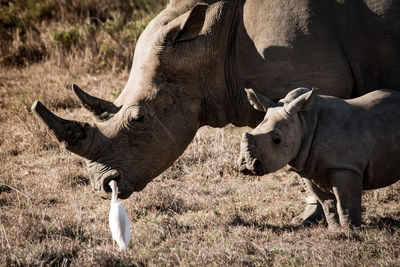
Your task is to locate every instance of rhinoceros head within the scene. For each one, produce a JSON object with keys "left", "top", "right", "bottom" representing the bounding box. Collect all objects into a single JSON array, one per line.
[
  {"left": 32, "top": 2, "right": 218, "bottom": 198},
  {"left": 238, "top": 88, "right": 318, "bottom": 175},
  {"left": 32, "top": 82, "right": 199, "bottom": 199}
]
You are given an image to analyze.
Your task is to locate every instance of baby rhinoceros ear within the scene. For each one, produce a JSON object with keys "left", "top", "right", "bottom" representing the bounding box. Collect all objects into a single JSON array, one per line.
[
  {"left": 284, "top": 88, "right": 318, "bottom": 115},
  {"left": 245, "top": 88, "right": 275, "bottom": 112}
]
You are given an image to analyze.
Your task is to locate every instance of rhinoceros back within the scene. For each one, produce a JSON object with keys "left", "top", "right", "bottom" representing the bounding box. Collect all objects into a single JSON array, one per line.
[{"left": 351, "top": 90, "right": 400, "bottom": 189}]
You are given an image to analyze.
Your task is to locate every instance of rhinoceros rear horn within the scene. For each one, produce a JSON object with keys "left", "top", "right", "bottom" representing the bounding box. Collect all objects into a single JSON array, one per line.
[
  {"left": 31, "top": 100, "right": 95, "bottom": 158},
  {"left": 72, "top": 84, "right": 119, "bottom": 121}
]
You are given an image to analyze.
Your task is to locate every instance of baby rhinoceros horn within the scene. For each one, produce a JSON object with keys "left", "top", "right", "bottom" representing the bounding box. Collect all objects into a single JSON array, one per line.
[{"left": 31, "top": 100, "right": 96, "bottom": 158}]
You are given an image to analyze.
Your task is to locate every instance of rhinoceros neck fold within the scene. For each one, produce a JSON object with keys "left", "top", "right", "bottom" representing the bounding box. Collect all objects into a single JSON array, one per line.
[
  {"left": 198, "top": 0, "right": 265, "bottom": 128},
  {"left": 289, "top": 108, "right": 319, "bottom": 173}
]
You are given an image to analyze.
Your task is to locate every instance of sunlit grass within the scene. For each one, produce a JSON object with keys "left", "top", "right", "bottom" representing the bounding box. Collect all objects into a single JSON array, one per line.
[
  {"left": 1, "top": 64, "right": 400, "bottom": 265},
  {"left": 1, "top": 0, "right": 400, "bottom": 265}
]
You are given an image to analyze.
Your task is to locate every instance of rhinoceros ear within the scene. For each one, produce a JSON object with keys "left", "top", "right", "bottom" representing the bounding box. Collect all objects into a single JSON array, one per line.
[
  {"left": 172, "top": 3, "right": 208, "bottom": 43},
  {"left": 284, "top": 88, "right": 318, "bottom": 115},
  {"left": 281, "top": 87, "right": 313, "bottom": 104},
  {"left": 72, "top": 84, "right": 120, "bottom": 121},
  {"left": 245, "top": 88, "right": 275, "bottom": 112}
]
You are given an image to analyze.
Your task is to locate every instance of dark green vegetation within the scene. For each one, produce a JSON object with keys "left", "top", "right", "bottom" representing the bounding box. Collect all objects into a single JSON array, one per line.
[{"left": 1, "top": 1, "right": 399, "bottom": 266}]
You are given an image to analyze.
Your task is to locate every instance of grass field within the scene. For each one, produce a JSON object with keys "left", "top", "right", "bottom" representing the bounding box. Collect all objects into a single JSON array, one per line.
[{"left": 1, "top": 1, "right": 400, "bottom": 266}]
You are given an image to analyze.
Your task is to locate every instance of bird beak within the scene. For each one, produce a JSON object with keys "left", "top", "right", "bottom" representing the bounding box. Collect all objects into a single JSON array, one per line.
[{"left": 109, "top": 180, "right": 118, "bottom": 197}]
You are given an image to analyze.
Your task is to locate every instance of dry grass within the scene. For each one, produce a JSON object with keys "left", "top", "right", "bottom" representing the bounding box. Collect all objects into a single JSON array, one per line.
[
  {"left": 1, "top": 64, "right": 400, "bottom": 266},
  {"left": 1, "top": 0, "right": 167, "bottom": 70},
  {"left": 1, "top": 1, "right": 400, "bottom": 266}
]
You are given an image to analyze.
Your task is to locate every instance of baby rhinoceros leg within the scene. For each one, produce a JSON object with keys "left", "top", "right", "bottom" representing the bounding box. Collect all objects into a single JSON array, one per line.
[
  {"left": 295, "top": 178, "right": 325, "bottom": 226},
  {"left": 303, "top": 178, "right": 340, "bottom": 229},
  {"left": 330, "top": 170, "right": 363, "bottom": 227}
]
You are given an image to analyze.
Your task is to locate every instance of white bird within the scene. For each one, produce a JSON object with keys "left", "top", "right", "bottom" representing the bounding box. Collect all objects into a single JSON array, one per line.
[{"left": 108, "top": 180, "right": 130, "bottom": 251}]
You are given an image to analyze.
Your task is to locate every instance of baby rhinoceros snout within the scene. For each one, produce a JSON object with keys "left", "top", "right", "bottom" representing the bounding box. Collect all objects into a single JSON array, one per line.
[
  {"left": 238, "top": 133, "right": 264, "bottom": 175},
  {"left": 239, "top": 158, "right": 264, "bottom": 175}
]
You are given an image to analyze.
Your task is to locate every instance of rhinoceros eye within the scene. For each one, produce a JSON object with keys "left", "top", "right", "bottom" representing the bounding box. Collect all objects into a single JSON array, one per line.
[
  {"left": 128, "top": 114, "right": 148, "bottom": 129},
  {"left": 271, "top": 130, "right": 282, "bottom": 145},
  {"left": 273, "top": 138, "right": 281, "bottom": 145},
  {"left": 133, "top": 115, "right": 144, "bottom": 122},
  {"left": 122, "top": 106, "right": 150, "bottom": 131}
]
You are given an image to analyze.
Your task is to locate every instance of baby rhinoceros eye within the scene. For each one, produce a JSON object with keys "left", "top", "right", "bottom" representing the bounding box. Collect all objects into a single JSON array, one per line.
[{"left": 273, "top": 137, "right": 281, "bottom": 145}]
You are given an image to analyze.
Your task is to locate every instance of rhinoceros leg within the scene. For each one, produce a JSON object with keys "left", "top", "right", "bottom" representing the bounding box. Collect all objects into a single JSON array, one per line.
[
  {"left": 296, "top": 177, "right": 325, "bottom": 226},
  {"left": 330, "top": 171, "right": 363, "bottom": 227},
  {"left": 303, "top": 178, "right": 340, "bottom": 229}
]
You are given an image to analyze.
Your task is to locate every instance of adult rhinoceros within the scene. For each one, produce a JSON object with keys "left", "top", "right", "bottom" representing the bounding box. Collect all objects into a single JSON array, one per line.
[{"left": 32, "top": 0, "right": 400, "bottom": 224}]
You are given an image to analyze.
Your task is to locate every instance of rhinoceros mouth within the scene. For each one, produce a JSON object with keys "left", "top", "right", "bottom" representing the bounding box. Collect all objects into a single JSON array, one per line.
[
  {"left": 101, "top": 173, "right": 134, "bottom": 199},
  {"left": 103, "top": 174, "right": 121, "bottom": 193},
  {"left": 100, "top": 171, "right": 122, "bottom": 199},
  {"left": 239, "top": 157, "right": 266, "bottom": 176},
  {"left": 97, "top": 170, "right": 147, "bottom": 199}
]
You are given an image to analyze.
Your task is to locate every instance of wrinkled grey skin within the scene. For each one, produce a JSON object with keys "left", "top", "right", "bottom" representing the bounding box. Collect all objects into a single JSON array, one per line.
[
  {"left": 239, "top": 88, "right": 400, "bottom": 228},
  {"left": 32, "top": 0, "right": 400, "bottom": 199}
]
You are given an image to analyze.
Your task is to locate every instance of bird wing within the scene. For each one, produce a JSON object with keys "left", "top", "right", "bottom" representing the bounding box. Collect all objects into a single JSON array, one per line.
[
  {"left": 109, "top": 202, "right": 130, "bottom": 250},
  {"left": 118, "top": 204, "right": 130, "bottom": 246}
]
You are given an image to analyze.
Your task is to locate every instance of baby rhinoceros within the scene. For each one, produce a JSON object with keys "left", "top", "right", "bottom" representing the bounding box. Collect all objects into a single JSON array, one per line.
[{"left": 238, "top": 87, "right": 400, "bottom": 228}]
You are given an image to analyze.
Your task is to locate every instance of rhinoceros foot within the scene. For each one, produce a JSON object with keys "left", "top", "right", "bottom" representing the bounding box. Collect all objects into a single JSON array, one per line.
[{"left": 295, "top": 201, "right": 325, "bottom": 227}]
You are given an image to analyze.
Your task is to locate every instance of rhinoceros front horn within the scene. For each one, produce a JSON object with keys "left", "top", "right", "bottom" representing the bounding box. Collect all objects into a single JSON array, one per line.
[
  {"left": 72, "top": 84, "right": 119, "bottom": 121},
  {"left": 31, "top": 100, "right": 96, "bottom": 158}
]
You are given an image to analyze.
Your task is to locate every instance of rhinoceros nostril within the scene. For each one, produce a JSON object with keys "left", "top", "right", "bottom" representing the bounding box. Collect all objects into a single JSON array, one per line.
[
  {"left": 252, "top": 159, "right": 263, "bottom": 174},
  {"left": 238, "top": 157, "right": 246, "bottom": 168},
  {"left": 243, "top": 132, "right": 254, "bottom": 140},
  {"left": 240, "top": 167, "right": 254, "bottom": 175}
]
